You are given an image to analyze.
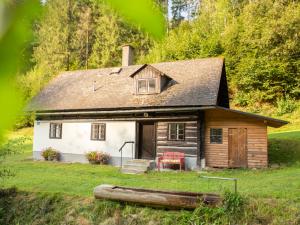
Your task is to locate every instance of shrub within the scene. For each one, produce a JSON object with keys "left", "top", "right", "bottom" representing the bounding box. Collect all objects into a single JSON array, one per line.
[
  {"left": 184, "top": 191, "right": 246, "bottom": 224},
  {"left": 41, "top": 148, "right": 60, "bottom": 161},
  {"left": 85, "top": 151, "right": 110, "bottom": 165},
  {"left": 234, "top": 93, "right": 250, "bottom": 107},
  {"left": 222, "top": 191, "right": 245, "bottom": 216},
  {"left": 276, "top": 96, "right": 297, "bottom": 116},
  {"left": 0, "top": 137, "right": 29, "bottom": 158}
]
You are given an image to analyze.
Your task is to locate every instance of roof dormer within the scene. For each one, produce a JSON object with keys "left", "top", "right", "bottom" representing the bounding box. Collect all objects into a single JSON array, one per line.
[{"left": 130, "top": 64, "right": 171, "bottom": 95}]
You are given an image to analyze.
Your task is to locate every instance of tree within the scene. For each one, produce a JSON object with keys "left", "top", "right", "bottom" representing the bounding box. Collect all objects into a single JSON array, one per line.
[
  {"left": 143, "top": 0, "right": 300, "bottom": 106},
  {"left": 19, "top": 0, "right": 153, "bottom": 100},
  {"left": 170, "top": 0, "right": 199, "bottom": 27},
  {"left": 223, "top": 0, "right": 300, "bottom": 104},
  {"left": 33, "top": 0, "right": 73, "bottom": 74}
]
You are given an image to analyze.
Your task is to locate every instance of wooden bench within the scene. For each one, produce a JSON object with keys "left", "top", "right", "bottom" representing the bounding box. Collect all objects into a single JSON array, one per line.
[{"left": 157, "top": 152, "right": 185, "bottom": 171}]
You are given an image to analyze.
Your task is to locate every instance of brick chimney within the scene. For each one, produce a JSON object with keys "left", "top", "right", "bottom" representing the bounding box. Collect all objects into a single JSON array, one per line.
[{"left": 122, "top": 45, "right": 134, "bottom": 67}]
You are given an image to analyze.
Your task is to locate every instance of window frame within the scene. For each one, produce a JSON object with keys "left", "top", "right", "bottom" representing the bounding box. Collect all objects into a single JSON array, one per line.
[
  {"left": 167, "top": 123, "right": 185, "bottom": 141},
  {"left": 210, "top": 128, "right": 223, "bottom": 144},
  {"left": 49, "top": 123, "right": 62, "bottom": 139},
  {"left": 137, "top": 78, "right": 156, "bottom": 94},
  {"left": 91, "top": 123, "right": 106, "bottom": 141}
]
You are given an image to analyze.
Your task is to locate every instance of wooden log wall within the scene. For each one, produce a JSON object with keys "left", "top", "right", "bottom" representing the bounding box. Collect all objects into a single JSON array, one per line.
[
  {"left": 205, "top": 109, "right": 268, "bottom": 168},
  {"left": 156, "top": 121, "right": 199, "bottom": 157}
]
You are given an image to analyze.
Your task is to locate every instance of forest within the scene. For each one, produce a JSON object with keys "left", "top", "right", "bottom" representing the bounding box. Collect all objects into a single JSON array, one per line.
[{"left": 15, "top": 0, "right": 300, "bottom": 127}]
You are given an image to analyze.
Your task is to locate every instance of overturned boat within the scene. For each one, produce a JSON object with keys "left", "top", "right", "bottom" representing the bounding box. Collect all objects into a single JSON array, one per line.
[{"left": 94, "top": 184, "right": 221, "bottom": 209}]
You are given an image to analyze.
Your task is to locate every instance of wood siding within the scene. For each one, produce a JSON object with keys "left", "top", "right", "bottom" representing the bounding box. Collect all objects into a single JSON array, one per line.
[
  {"left": 134, "top": 66, "right": 161, "bottom": 94},
  {"left": 156, "top": 121, "right": 199, "bottom": 157},
  {"left": 205, "top": 110, "right": 268, "bottom": 168}
]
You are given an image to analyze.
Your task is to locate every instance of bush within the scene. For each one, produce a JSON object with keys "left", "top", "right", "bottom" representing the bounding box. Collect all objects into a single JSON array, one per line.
[
  {"left": 41, "top": 148, "right": 60, "bottom": 161},
  {"left": 184, "top": 191, "right": 246, "bottom": 224},
  {"left": 85, "top": 151, "right": 110, "bottom": 165},
  {"left": 0, "top": 137, "right": 29, "bottom": 158},
  {"left": 276, "top": 96, "right": 297, "bottom": 116},
  {"left": 222, "top": 191, "right": 245, "bottom": 216}
]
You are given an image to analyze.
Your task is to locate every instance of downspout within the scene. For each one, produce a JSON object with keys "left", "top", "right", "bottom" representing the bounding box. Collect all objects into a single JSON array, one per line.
[{"left": 199, "top": 111, "right": 206, "bottom": 169}]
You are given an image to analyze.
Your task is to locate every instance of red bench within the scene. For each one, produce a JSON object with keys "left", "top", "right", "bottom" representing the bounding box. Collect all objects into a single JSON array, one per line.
[{"left": 157, "top": 152, "right": 185, "bottom": 171}]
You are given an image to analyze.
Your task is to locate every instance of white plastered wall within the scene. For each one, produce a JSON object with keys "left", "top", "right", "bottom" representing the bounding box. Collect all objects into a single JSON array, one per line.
[{"left": 33, "top": 120, "right": 136, "bottom": 159}]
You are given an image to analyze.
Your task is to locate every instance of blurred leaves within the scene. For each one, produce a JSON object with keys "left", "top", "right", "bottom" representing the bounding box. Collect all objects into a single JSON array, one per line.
[
  {"left": 103, "top": 0, "right": 166, "bottom": 40},
  {"left": 0, "top": 0, "right": 166, "bottom": 142},
  {"left": 0, "top": 0, "right": 41, "bottom": 142}
]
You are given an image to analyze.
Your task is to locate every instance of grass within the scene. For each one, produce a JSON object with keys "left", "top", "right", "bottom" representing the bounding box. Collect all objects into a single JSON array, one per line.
[
  {"left": 0, "top": 126, "right": 300, "bottom": 224},
  {"left": 269, "top": 130, "right": 300, "bottom": 140},
  {"left": 268, "top": 130, "right": 300, "bottom": 165},
  {"left": 1, "top": 129, "right": 300, "bottom": 200},
  {"left": 234, "top": 100, "right": 300, "bottom": 133},
  {"left": 0, "top": 189, "right": 297, "bottom": 225}
]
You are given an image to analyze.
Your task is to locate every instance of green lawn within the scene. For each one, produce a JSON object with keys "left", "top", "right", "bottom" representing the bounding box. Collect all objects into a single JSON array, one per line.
[
  {"left": 1, "top": 128, "right": 300, "bottom": 201},
  {"left": 269, "top": 130, "right": 300, "bottom": 140}
]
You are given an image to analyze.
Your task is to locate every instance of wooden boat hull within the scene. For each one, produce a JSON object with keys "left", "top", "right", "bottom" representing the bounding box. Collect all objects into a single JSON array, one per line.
[{"left": 94, "top": 184, "right": 220, "bottom": 209}]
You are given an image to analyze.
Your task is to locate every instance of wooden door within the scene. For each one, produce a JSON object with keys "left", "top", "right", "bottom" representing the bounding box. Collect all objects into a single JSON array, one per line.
[
  {"left": 139, "top": 122, "right": 155, "bottom": 159},
  {"left": 228, "top": 128, "right": 247, "bottom": 168}
]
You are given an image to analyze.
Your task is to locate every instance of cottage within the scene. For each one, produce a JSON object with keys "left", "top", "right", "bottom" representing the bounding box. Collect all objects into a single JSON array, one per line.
[{"left": 28, "top": 45, "right": 287, "bottom": 170}]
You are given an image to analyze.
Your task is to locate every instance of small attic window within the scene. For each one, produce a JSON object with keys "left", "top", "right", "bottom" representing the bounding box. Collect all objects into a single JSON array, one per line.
[{"left": 137, "top": 78, "right": 156, "bottom": 94}]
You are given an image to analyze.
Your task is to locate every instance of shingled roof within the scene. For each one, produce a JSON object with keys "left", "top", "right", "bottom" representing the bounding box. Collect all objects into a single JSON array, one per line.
[{"left": 28, "top": 57, "right": 226, "bottom": 112}]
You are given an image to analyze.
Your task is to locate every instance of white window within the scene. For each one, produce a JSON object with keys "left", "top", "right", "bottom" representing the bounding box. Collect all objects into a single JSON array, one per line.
[
  {"left": 168, "top": 123, "right": 185, "bottom": 141},
  {"left": 137, "top": 78, "right": 156, "bottom": 94},
  {"left": 91, "top": 123, "right": 106, "bottom": 141},
  {"left": 49, "top": 123, "right": 62, "bottom": 139}
]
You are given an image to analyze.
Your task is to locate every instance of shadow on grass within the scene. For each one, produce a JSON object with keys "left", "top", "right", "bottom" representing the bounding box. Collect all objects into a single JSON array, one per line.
[{"left": 268, "top": 130, "right": 300, "bottom": 165}]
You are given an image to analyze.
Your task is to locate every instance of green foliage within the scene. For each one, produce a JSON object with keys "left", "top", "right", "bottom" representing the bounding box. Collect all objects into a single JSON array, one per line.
[
  {"left": 16, "top": 0, "right": 159, "bottom": 128},
  {"left": 233, "top": 92, "right": 252, "bottom": 107},
  {"left": 222, "top": 191, "right": 245, "bottom": 216},
  {"left": 180, "top": 192, "right": 245, "bottom": 225},
  {"left": 0, "top": 137, "right": 28, "bottom": 180},
  {"left": 276, "top": 96, "right": 297, "bottom": 116},
  {"left": 142, "top": 0, "right": 227, "bottom": 63},
  {"left": 0, "top": 189, "right": 299, "bottom": 225},
  {"left": 85, "top": 151, "right": 110, "bottom": 164},
  {"left": 0, "top": 129, "right": 300, "bottom": 224},
  {"left": 144, "top": 0, "right": 300, "bottom": 107},
  {"left": 0, "top": 0, "right": 41, "bottom": 142},
  {"left": 18, "top": 0, "right": 154, "bottom": 103},
  {"left": 0, "top": 137, "right": 28, "bottom": 158},
  {"left": 268, "top": 130, "right": 300, "bottom": 166},
  {"left": 224, "top": 0, "right": 300, "bottom": 103},
  {"left": 41, "top": 147, "right": 60, "bottom": 161},
  {"left": 2, "top": 129, "right": 300, "bottom": 200},
  {"left": 170, "top": 0, "right": 199, "bottom": 26},
  {"left": 103, "top": 0, "right": 166, "bottom": 40}
]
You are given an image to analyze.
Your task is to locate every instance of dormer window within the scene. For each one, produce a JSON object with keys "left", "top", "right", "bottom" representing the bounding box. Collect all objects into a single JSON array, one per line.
[
  {"left": 138, "top": 78, "right": 156, "bottom": 94},
  {"left": 130, "top": 64, "right": 172, "bottom": 95}
]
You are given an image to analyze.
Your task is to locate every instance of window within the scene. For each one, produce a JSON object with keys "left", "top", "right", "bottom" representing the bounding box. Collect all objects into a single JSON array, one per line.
[
  {"left": 49, "top": 123, "right": 62, "bottom": 139},
  {"left": 210, "top": 128, "right": 222, "bottom": 144},
  {"left": 137, "top": 78, "right": 156, "bottom": 94},
  {"left": 168, "top": 123, "right": 185, "bottom": 141},
  {"left": 138, "top": 79, "right": 147, "bottom": 93},
  {"left": 148, "top": 79, "right": 156, "bottom": 92},
  {"left": 91, "top": 123, "right": 106, "bottom": 141}
]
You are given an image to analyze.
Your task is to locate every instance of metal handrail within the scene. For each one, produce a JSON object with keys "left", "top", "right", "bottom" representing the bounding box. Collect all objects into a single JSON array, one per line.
[
  {"left": 119, "top": 141, "right": 134, "bottom": 168},
  {"left": 200, "top": 176, "right": 238, "bottom": 193}
]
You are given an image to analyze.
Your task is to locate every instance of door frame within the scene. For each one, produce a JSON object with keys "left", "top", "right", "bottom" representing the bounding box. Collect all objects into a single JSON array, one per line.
[
  {"left": 136, "top": 121, "right": 157, "bottom": 160},
  {"left": 228, "top": 128, "right": 248, "bottom": 168}
]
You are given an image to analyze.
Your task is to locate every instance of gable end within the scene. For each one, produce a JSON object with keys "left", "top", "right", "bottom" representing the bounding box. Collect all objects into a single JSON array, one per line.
[{"left": 131, "top": 64, "right": 171, "bottom": 95}]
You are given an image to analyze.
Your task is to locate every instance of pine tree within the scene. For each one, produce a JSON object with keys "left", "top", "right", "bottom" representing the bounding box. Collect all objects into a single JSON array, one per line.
[{"left": 33, "top": 0, "right": 74, "bottom": 74}]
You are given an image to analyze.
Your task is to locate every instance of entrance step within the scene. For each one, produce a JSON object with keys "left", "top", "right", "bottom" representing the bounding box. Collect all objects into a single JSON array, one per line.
[{"left": 121, "top": 159, "right": 156, "bottom": 174}]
